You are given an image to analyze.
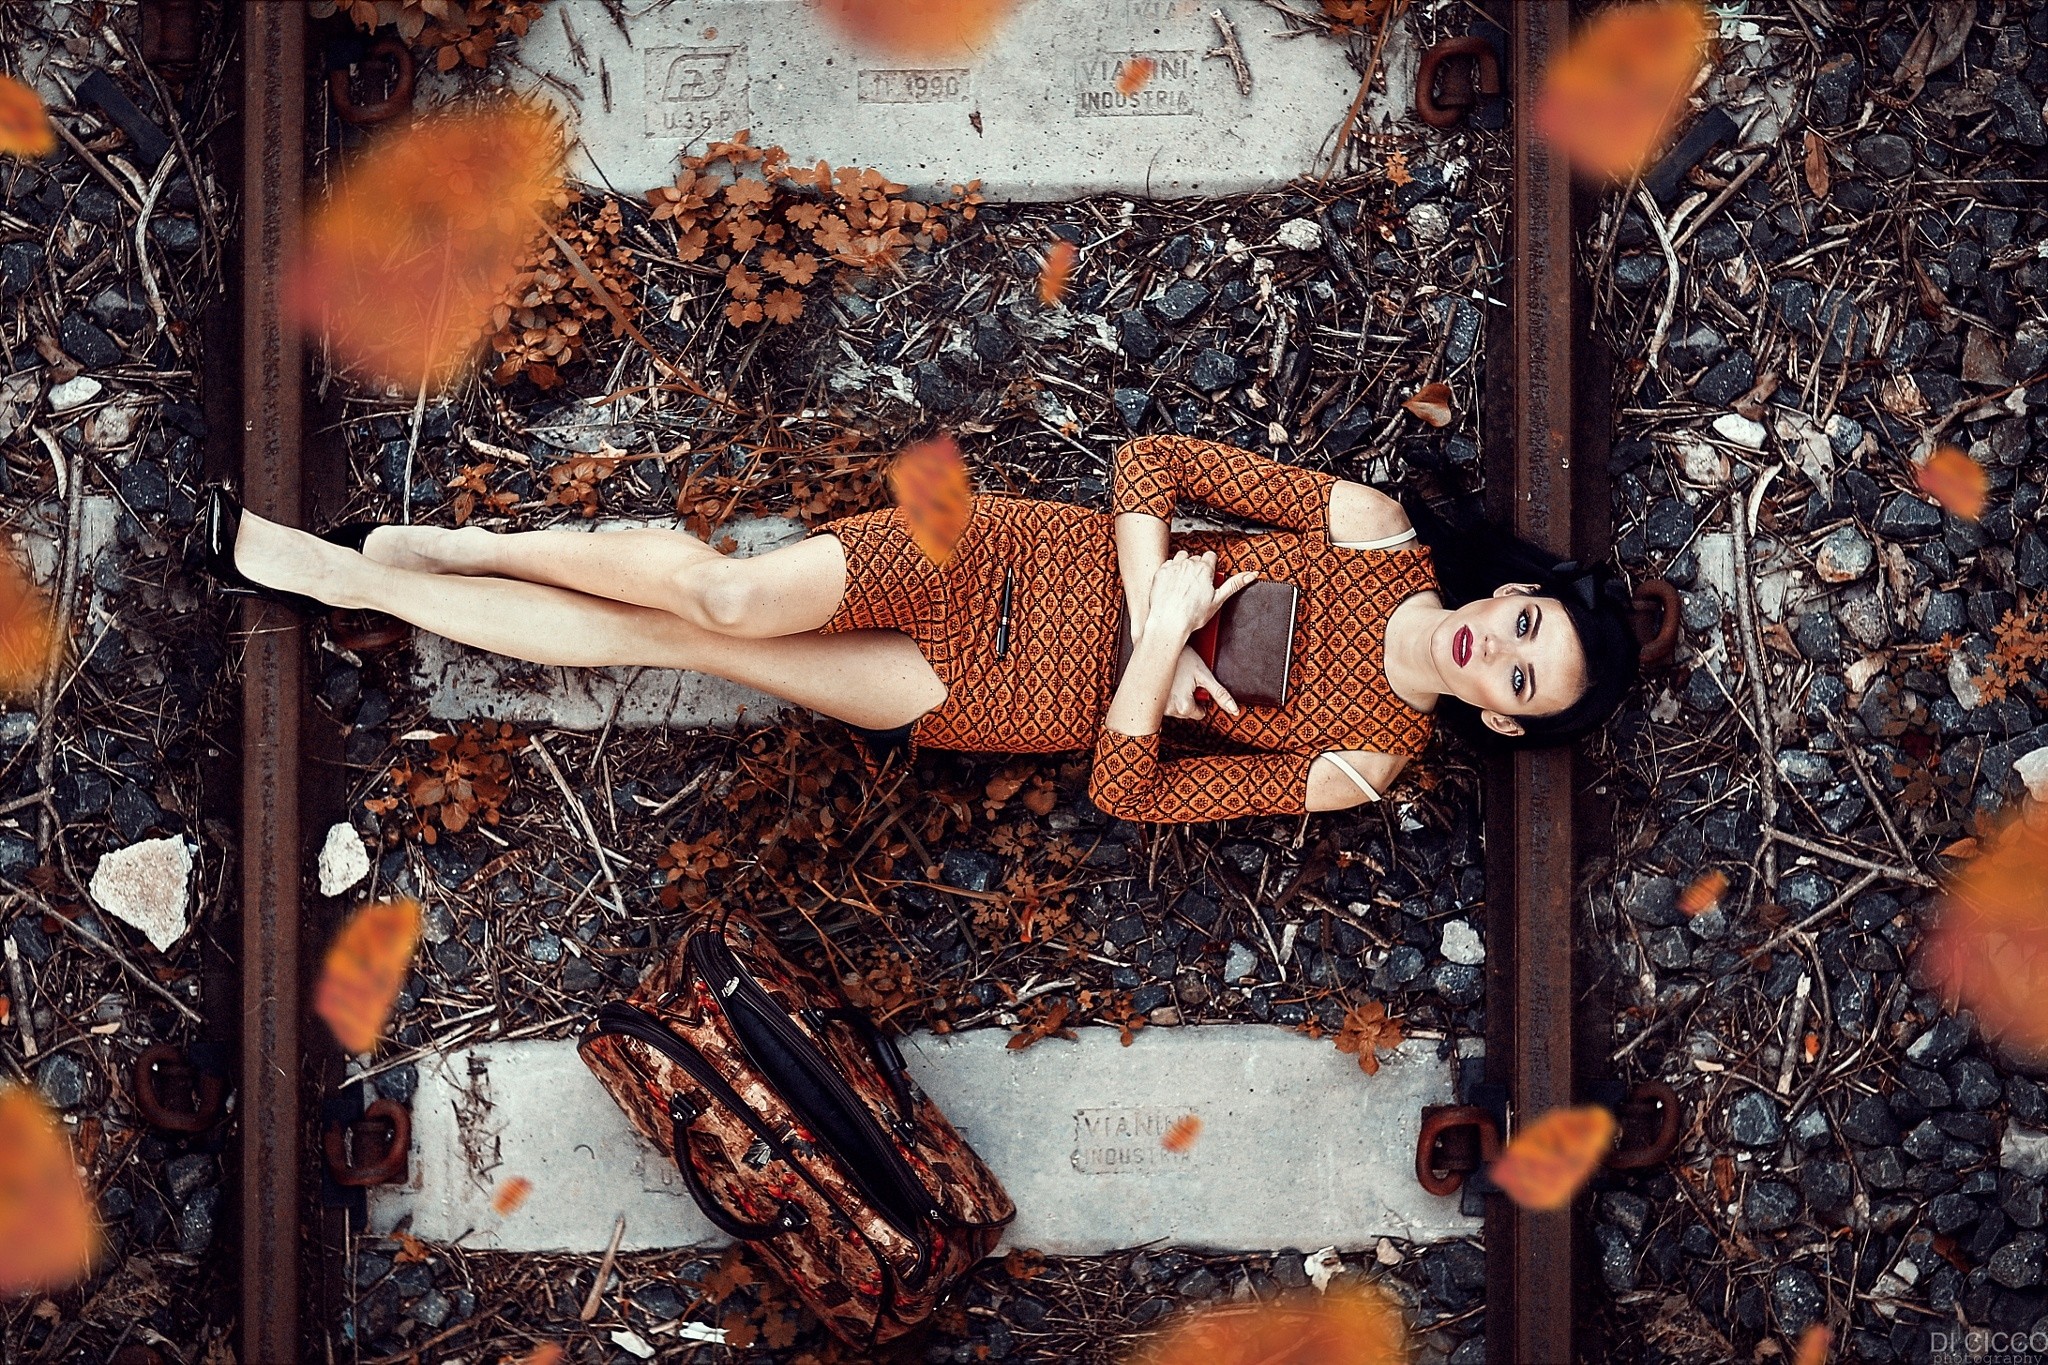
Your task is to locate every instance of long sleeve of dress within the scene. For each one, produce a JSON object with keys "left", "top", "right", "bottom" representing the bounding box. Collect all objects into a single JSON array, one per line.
[
  {"left": 1112, "top": 436, "right": 1336, "bottom": 533},
  {"left": 1089, "top": 730, "right": 1318, "bottom": 823}
]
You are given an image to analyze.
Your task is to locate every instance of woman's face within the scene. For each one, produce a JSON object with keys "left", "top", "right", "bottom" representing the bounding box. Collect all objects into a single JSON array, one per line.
[{"left": 1429, "top": 584, "right": 1589, "bottom": 735}]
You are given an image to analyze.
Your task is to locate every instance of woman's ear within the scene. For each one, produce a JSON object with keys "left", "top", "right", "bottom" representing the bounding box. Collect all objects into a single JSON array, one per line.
[
  {"left": 1480, "top": 709, "right": 1526, "bottom": 738},
  {"left": 1490, "top": 582, "right": 1540, "bottom": 598}
]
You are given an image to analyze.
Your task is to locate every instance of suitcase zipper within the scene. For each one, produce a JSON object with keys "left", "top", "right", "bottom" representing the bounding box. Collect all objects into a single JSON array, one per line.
[
  {"left": 690, "top": 932, "right": 949, "bottom": 1244},
  {"left": 588, "top": 1002, "right": 791, "bottom": 1157}
]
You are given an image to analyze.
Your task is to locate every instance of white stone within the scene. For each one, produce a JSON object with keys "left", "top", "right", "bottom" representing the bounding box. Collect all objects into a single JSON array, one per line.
[
  {"left": 610, "top": 1329, "right": 656, "bottom": 1360},
  {"left": 1711, "top": 412, "right": 1767, "bottom": 449},
  {"left": 88, "top": 837, "right": 193, "bottom": 953},
  {"left": 369, "top": 1027, "right": 1474, "bottom": 1254},
  {"left": 1304, "top": 1246, "right": 1346, "bottom": 1291},
  {"left": 12, "top": 496, "right": 127, "bottom": 695},
  {"left": 45, "top": 376, "right": 102, "bottom": 412},
  {"left": 1694, "top": 531, "right": 1798, "bottom": 624},
  {"left": 1674, "top": 435, "right": 1727, "bottom": 486},
  {"left": 317, "top": 822, "right": 372, "bottom": 898},
  {"left": 1224, "top": 941, "right": 1259, "bottom": 982},
  {"left": 1773, "top": 409, "right": 1837, "bottom": 501},
  {"left": 84, "top": 396, "right": 147, "bottom": 450},
  {"left": 514, "top": 0, "right": 1415, "bottom": 201},
  {"left": 1948, "top": 653, "right": 1984, "bottom": 710},
  {"left": 1405, "top": 201, "right": 1450, "bottom": 246},
  {"left": 1271, "top": 217, "right": 1324, "bottom": 251},
  {"left": 1439, "top": 920, "right": 1484, "bottom": 966},
  {"left": 2003, "top": 1123, "right": 2048, "bottom": 1181},
  {"left": 0, "top": 370, "right": 41, "bottom": 444},
  {"left": 2014, "top": 748, "right": 2048, "bottom": 804}
]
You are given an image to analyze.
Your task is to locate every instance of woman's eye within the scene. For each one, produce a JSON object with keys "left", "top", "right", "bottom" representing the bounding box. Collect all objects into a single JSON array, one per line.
[
  {"left": 1516, "top": 610, "right": 1530, "bottom": 638},
  {"left": 1512, "top": 666, "right": 1525, "bottom": 697}
]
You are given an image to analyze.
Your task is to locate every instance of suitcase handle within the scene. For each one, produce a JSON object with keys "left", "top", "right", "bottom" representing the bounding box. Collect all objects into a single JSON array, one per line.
[
  {"left": 669, "top": 1095, "right": 811, "bottom": 1240},
  {"left": 826, "top": 1008, "right": 919, "bottom": 1139}
]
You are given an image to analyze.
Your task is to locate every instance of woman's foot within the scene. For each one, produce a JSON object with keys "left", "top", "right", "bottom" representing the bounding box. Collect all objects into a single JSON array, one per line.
[
  {"left": 224, "top": 505, "right": 359, "bottom": 611},
  {"left": 354, "top": 523, "right": 496, "bottom": 574}
]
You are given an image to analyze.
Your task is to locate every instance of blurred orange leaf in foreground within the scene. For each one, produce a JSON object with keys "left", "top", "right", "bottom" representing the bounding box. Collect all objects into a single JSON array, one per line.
[
  {"left": 291, "top": 105, "right": 565, "bottom": 392},
  {"left": 1161, "top": 1115, "right": 1201, "bottom": 1153},
  {"left": 1128, "top": 1285, "right": 1407, "bottom": 1365},
  {"left": 1038, "top": 239, "right": 1077, "bottom": 306},
  {"left": 1533, "top": 1, "right": 1710, "bottom": 182},
  {"left": 1793, "top": 1323, "right": 1833, "bottom": 1365},
  {"left": 314, "top": 898, "right": 424, "bottom": 1054},
  {"left": 1678, "top": 870, "right": 1728, "bottom": 916},
  {"left": 0, "top": 1086, "right": 97, "bottom": 1295},
  {"left": 815, "top": 0, "right": 1017, "bottom": 57},
  {"left": 1117, "top": 58, "right": 1158, "bottom": 97},
  {"left": 1489, "top": 1105, "right": 1616, "bottom": 1211},
  {"left": 888, "top": 434, "right": 973, "bottom": 568},
  {"left": 493, "top": 1175, "right": 535, "bottom": 1216},
  {"left": 1926, "top": 810, "right": 2048, "bottom": 1051},
  {"left": 1916, "top": 444, "right": 1988, "bottom": 520},
  {"left": 514, "top": 1346, "right": 566, "bottom": 1365},
  {"left": 0, "top": 552, "right": 56, "bottom": 698},
  {"left": 0, "top": 75, "right": 55, "bottom": 159}
]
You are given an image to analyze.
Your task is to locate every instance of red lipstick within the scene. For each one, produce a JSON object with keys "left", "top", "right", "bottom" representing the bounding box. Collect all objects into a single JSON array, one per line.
[{"left": 1453, "top": 625, "right": 1472, "bottom": 667}]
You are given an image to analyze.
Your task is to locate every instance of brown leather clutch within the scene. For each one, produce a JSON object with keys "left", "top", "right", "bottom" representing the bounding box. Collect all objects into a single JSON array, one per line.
[{"left": 1115, "top": 578, "right": 1299, "bottom": 708}]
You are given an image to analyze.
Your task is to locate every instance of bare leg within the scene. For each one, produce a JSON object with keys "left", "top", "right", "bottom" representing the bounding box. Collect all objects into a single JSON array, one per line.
[
  {"left": 360, "top": 522, "right": 849, "bottom": 638},
  {"left": 234, "top": 515, "right": 944, "bottom": 728},
  {"left": 361, "top": 524, "right": 722, "bottom": 609}
]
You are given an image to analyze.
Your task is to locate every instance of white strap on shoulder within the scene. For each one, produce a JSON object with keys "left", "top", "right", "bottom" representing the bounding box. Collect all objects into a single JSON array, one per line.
[
  {"left": 1331, "top": 527, "right": 1418, "bottom": 550},
  {"left": 1318, "top": 753, "right": 1383, "bottom": 803}
]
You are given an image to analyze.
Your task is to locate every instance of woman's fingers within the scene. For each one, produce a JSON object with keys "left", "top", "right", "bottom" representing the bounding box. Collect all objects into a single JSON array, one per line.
[
  {"left": 1196, "top": 570, "right": 1262, "bottom": 626},
  {"left": 1193, "top": 657, "right": 1239, "bottom": 717},
  {"left": 1217, "top": 570, "right": 1260, "bottom": 599}
]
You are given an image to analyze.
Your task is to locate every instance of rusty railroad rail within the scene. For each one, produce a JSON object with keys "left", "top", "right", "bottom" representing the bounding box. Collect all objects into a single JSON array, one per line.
[{"left": 223, "top": 3, "right": 1606, "bottom": 1358}]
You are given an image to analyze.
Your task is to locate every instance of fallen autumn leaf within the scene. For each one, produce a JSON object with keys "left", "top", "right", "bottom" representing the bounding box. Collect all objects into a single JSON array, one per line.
[
  {"left": 888, "top": 434, "right": 974, "bottom": 568},
  {"left": 0, "top": 1086, "right": 97, "bottom": 1296},
  {"left": 1401, "top": 381, "right": 1455, "bottom": 428},
  {"left": 1916, "top": 444, "right": 1988, "bottom": 520},
  {"left": 1532, "top": 1, "right": 1710, "bottom": 182},
  {"left": 1489, "top": 1105, "right": 1616, "bottom": 1211},
  {"left": 313, "top": 898, "right": 425, "bottom": 1054}
]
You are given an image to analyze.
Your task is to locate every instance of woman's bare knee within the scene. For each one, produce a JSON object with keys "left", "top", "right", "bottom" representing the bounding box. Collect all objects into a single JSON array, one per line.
[{"left": 674, "top": 558, "right": 757, "bottom": 633}]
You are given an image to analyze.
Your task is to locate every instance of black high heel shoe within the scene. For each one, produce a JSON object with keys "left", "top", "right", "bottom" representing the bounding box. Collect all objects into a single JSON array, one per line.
[
  {"left": 319, "top": 522, "right": 383, "bottom": 554},
  {"left": 199, "top": 486, "right": 333, "bottom": 618}
]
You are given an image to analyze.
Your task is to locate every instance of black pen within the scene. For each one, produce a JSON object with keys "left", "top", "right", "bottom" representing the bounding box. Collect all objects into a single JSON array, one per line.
[{"left": 994, "top": 567, "right": 1015, "bottom": 659}]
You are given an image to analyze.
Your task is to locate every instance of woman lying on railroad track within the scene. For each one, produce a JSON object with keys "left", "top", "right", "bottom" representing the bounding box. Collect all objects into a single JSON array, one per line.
[{"left": 203, "top": 435, "right": 1639, "bottom": 824}]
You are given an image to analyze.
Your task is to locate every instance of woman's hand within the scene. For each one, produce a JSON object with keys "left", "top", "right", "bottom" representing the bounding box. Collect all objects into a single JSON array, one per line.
[
  {"left": 1167, "top": 648, "right": 1237, "bottom": 720},
  {"left": 1142, "top": 550, "right": 1258, "bottom": 646}
]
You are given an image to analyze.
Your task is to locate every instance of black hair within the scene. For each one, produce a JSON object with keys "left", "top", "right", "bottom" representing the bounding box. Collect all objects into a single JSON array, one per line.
[{"left": 1403, "top": 495, "right": 1640, "bottom": 751}]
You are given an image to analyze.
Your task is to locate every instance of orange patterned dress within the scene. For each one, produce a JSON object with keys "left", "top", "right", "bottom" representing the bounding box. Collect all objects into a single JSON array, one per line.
[{"left": 809, "top": 437, "right": 1440, "bottom": 822}]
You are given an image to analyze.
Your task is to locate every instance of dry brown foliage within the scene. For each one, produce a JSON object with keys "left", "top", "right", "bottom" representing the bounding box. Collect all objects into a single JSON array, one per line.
[
  {"left": 487, "top": 194, "right": 638, "bottom": 390},
  {"left": 646, "top": 132, "right": 983, "bottom": 330},
  {"left": 367, "top": 721, "right": 526, "bottom": 843},
  {"left": 312, "top": 0, "right": 549, "bottom": 71},
  {"left": 1334, "top": 999, "right": 1404, "bottom": 1074},
  {"left": 1970, "top": 604, "right": 2048, "bottom": 706}
]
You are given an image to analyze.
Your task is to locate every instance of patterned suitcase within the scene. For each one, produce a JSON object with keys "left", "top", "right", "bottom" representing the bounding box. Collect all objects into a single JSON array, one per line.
[{"left": 578, "top": 904, "right": 1014, "bottom": 1346}]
